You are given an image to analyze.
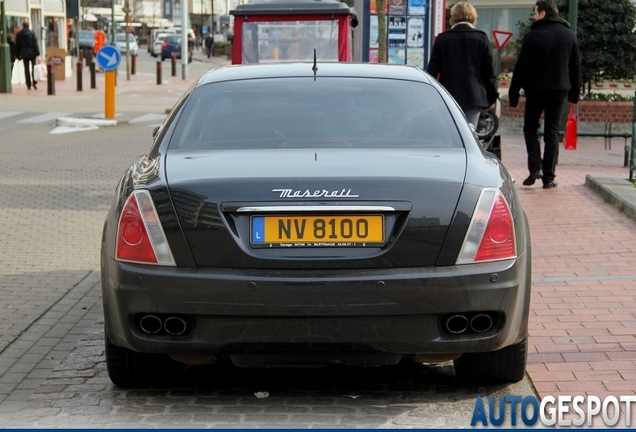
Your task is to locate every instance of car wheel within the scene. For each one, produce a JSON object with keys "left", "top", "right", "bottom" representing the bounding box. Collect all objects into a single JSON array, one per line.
[
  {"left": 453, "top": 336, "right": 527, "bottom": 384},
  {"left": 105, "top": 336, "right": 163, "bottom": 387}
]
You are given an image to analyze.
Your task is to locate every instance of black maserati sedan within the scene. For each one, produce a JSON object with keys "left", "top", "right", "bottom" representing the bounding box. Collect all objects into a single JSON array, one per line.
[{"left": 101, "top": 62, "right": 531, "bottom": 387}]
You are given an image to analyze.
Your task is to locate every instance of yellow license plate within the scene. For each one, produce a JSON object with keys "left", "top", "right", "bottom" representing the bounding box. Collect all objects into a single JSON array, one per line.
[{"left": 251, "top": 215, "right": 384, "bottom": 245}]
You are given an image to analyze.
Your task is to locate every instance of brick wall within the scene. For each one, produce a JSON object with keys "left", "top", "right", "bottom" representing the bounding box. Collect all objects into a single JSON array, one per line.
[{"left": 500, "top": 97, "right": 635, "bottom": 123}]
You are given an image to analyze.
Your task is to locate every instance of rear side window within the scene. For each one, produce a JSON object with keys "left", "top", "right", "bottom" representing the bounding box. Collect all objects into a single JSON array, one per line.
[{"left": 168, "top": 77, "right": 462, "bottom": 150}]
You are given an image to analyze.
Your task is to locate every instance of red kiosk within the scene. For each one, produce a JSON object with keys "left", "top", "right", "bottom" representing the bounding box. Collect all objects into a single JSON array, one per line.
[{"left": 230, "top": 0, "right": 358, "bottom": 65}]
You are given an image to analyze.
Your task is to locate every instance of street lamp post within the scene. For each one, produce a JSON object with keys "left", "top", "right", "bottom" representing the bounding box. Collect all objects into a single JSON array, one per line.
[
  {"left": 0, "top": 0, "right": 13, "bottom": 93},
  {"left": 111, "top": 0, "right": 116, "bottom": 47},
  {"left": 210, "top": 0, "right": 214, "bottom": 34},
  {"left": 123, "top": 3, "right": 130, "bottom": 80}
]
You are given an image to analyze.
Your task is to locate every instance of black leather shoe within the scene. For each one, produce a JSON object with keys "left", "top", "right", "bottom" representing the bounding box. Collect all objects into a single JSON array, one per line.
[
  {"left": 543, "top": 181, "right": 558, "bottom": 189},
  {"left": 33, "top": 82, "right": 37, "bottom": 89},
  {"left": 522, "top": 171, "right": 543, "bottom": 186}
]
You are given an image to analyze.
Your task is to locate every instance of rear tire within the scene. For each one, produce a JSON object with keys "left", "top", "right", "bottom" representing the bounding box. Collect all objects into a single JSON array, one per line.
[
  {"left": 105, "top": 337, "right": 165, "bottom": 387},
  {"left": 453, "top": 336, "right": 527, "bottom": 385}
]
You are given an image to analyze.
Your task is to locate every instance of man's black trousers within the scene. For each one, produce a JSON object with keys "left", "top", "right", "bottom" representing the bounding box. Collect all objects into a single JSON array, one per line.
[{"left": 522, "top": 90, "right": 568, "bottom": 183}]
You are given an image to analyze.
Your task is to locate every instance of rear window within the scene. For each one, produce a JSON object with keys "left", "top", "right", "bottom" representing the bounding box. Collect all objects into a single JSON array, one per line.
[
  {"left": 115, "top": 34, "right": 136, "bottom": 42},
  {"left": 166, "top": 36, "right": 181, "bottom": 43},
  {"left": 168, "top": 77, "right": 462, "bottom": 150}
]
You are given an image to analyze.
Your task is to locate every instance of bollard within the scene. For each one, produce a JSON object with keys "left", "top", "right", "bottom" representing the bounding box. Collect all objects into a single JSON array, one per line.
[
  {"left": 630, "top": 91, "right": 636, "bottom": 182},
  {"left": 89, "top": 62, "right": 96, "bottom": 89},
  {"left": 131, "top": 54, "right": 136, "bottom": 75},
  {"left": 156, "top": 60, "right": 162, "bottom": 85},
  {"left": 47, "top": 63, "right": 55, "bottom": 95},
  {"left": 171, "top": 53, "right": 177, "bottom": 77},
  {"left": 76, "top": 61, "right": 83, "bottom": 91}
]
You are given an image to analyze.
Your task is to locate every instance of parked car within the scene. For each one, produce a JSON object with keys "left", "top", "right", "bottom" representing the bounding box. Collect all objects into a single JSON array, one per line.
[
  {"left": 148, "top": 28, "right": 194, "bottom": 53},
  {"left": 101, "top": 62, "right": 531, "bottom": 388},
  {"left": 160, "top": 35, "right": 192, "bottom": 62},
  {"left": 113, "top": 33, "right": 139, "bottom": 56},
  {"left": 151, "top": 32, "right": 168, "bottom": 57},
  {"left": 72, "top": 30, "right": 95, "bottom": 57}
]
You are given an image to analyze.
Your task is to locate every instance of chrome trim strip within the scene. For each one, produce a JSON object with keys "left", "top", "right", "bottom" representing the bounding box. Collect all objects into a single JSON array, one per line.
[{"left": 237, "top": 206, "right": 396, "bottom": 212}]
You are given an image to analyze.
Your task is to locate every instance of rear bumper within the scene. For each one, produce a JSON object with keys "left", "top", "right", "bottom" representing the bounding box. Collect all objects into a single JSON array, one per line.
[{"left": 101, "top": 253, "right": 531, "bottom": 357}]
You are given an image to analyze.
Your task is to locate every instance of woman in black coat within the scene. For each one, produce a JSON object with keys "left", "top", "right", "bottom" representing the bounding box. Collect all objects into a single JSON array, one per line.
[{"left": 427, "top": 2, "right": 498, "bottom": 127}]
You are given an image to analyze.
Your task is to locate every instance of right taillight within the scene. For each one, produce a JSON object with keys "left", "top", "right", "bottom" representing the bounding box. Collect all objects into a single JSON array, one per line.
[{"left": 456, "top": 188, "right": 516, "bottom": 264}]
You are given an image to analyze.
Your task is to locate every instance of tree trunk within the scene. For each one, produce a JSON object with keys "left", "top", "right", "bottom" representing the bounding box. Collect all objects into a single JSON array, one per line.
[{"left": 377, "top": 0, "right": 387, "bottom": 63}]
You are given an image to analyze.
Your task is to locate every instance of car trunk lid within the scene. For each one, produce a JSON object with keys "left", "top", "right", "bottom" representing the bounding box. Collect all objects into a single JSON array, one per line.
[{"left": 164, "top": 148, "right": 467, "bottom": 268}]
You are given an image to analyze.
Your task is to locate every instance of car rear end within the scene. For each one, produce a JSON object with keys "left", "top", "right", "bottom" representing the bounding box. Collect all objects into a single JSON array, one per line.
[{"left": 101, "top": 63, "right": 530, "bottom": 385}]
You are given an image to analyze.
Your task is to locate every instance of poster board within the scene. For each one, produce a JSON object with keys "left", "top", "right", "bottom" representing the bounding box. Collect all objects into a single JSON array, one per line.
[{"left": 46, "top": 47, "right": 66, "bottom": 81}]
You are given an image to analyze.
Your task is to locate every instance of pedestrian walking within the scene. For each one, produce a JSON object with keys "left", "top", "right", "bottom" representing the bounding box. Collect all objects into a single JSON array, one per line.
[
  {"left": 508, "top": 0, "right": 581, "bottom": 189},
  {"left": 205, "top": 33, "right": 213, "bottom": 58},
  {"left": 426, "top": 2, "right": 498, "bottom": 128},
  {"left": 7, "top": 33, "right": 17, "bottom": 77},
  {"left": 15, "top": 20, "right": 40, "bottom": 90}
]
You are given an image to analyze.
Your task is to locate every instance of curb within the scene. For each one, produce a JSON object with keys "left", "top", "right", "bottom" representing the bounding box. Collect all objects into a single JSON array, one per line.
[{"left": 585, "top": 175, "right": 636, "bottom": 222}]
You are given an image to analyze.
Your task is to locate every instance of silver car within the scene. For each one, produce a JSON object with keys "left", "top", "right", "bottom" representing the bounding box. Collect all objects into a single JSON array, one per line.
[{"left": 113, "top": 33, "right": 139, "bottom": 56}]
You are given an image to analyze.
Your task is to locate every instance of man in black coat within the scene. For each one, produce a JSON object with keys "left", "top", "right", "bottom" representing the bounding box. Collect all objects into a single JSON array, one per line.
[
  {"left": 204, "top": 33, "right": 213, "bottom": 58},
  {"left": 427, "top": 2, "right": 498, "bottom": 128},
  {"left": 509, "top": 0, "right": 580, "bottom": 189},
  {"left": 15, "top": 20, "right": 41, "bottom": 90}
]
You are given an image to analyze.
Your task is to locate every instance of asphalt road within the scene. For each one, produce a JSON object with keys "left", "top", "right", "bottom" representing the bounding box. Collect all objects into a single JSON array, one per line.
[{"left": 0, "top": 53, "right": 538, "bottom": 427}]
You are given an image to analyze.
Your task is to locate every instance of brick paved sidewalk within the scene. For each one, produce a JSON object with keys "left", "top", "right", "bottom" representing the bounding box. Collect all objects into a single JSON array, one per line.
[{"left": 499, "top": 136, "right": 636, "bottom": 422}]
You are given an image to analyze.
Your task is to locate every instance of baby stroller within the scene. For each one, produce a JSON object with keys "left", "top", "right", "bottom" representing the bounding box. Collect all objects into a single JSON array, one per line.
[{"left": 474, "top": 108, "right": 501, "bottom": 160}]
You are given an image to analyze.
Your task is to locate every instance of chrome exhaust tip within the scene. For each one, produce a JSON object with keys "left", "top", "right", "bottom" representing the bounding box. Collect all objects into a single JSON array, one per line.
[
  {"left": 470, "top": 313, "right": 494, "bottom": 333},
  {"left": 139, "top": 315, "right": 163, "bottom": 334},
  {"left": 445, "top": 314, "right": 469, "bottom": 334},
  {"left": 164, "top": 316, "right": 188, "bottom": 336}
]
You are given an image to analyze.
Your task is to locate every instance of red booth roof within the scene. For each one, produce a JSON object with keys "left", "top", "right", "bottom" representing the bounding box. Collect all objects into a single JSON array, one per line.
[{"left": 230, "top": 0, "right": 356, "bottom": 18}]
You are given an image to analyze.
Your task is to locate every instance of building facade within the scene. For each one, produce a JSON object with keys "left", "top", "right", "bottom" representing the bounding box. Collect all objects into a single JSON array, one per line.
[{"left": 3, "top": 0, "right": 67, "bottom": 56}]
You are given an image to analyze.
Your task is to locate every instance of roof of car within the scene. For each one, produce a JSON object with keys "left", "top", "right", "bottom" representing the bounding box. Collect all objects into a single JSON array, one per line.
[{"left": 197, "top": 62, "right": 434, "bottom": 86}]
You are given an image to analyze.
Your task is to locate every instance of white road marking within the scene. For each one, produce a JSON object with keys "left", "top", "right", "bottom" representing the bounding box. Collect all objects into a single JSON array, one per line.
[
  {"left": 129, "top": 113, "right": 166, "bottom": 124},
  {"left": 18, "top": 113, "right": 72, "bottom": 123},
  {"left": 0, "top": 112, "right": 22, "bottom": 120}
]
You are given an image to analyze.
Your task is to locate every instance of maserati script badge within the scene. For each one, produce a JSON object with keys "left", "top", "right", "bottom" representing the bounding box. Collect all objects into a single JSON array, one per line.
[{"left": 272, "top": 189, "right": 359, "bottom": 198}]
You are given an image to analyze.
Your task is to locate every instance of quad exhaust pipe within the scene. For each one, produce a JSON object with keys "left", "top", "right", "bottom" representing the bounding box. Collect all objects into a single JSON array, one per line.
[
  {"left": 443, "top": 312, "right": 495, "bottom": 335},
  {"left": 139, "top": 314, "right": 189, "bottom": 336}
]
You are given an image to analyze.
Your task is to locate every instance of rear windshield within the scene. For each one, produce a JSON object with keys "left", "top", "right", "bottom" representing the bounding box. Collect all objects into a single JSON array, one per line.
[
  {"left": 115, "top": 34, "right": 136, "bottom": 42},
  {"left": 166, "top": 36, "right": 181, "bottom": 43},
  {"left": 168, "top": 77, "right": 462, "bottom": 150}
]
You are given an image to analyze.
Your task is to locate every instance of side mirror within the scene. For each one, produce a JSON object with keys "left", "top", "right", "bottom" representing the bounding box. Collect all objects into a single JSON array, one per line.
[{"left": 152, "top": 126, "right": 160, "bottom": 139}]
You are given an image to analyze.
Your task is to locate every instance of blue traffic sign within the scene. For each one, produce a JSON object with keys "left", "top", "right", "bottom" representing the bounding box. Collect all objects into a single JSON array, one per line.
[{"left": 96, "top": 45, "right": 121, "bottom": 71}]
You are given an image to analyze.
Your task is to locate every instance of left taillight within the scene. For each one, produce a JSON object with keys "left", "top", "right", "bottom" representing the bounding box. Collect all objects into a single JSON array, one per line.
[
  {"left": 115, "top": 190, "right": 176, "bottom": 266},
  {"left": 456, "top": 188, "right": 517, "bottom": 264}
]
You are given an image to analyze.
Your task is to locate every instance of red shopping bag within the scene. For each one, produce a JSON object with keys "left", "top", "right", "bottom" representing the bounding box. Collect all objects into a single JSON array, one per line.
[{"left": 564, "top": 105, "right": 577, "bottom": 150}]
